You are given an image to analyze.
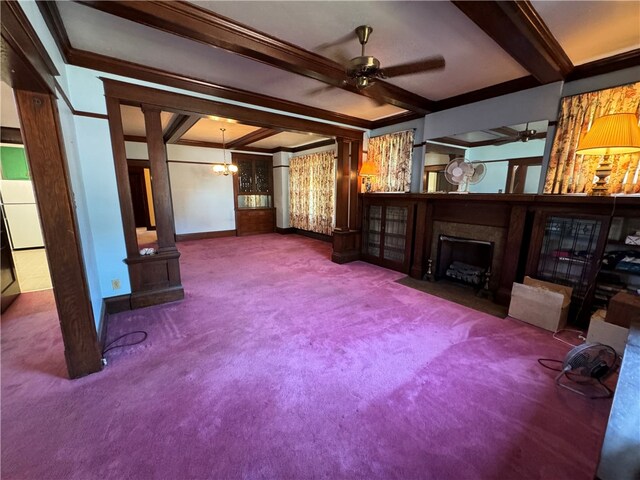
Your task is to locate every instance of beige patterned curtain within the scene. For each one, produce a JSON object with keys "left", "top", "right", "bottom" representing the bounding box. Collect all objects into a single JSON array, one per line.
[
  {"left": 289, "top": 150, "right": 336, "bottom": 236},
  {"left": 544, "top": 82, "right": 640, "bottom": 195},
  {"left": 368, "top": 129, "right": 414, "bottom": 192}
]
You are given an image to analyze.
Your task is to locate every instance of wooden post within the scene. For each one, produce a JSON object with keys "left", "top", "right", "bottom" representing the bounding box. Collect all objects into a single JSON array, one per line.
[
  {"left": 142, "top": 105, "right": 177, "bottom": 252},
  {"left": 105, "top": 96, "right": 139, "bottom": 258},
  {"left": 15, "top": 90, "right": 102, "bottom": 378},
  {"left": 335, "top": 137, "right": 350, "bottom": 231}
]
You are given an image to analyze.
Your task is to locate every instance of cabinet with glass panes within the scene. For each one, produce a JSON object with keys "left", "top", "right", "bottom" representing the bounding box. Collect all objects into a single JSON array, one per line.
[
  {"left": 361, "top": 195, "right": 415, "bottom": 273},
  {"left": 233, "top": 154, "right": 275, "bottom": 236},
  {"left": 596, "top": 216, "right": 640, "bottom": 308}
]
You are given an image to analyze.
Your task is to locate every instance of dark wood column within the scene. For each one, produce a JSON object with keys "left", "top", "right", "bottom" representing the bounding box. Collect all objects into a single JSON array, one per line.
[
  {"left": 497, "top": 204, "right": 528, "bottom": 304},
  {"left": 332, "top": 136, "right": 363, "bottom": 264},
  {"left": 142, "top": 105, "right": 177, "bottom": 252},
  {"left": 105, "top": 96, "right": 138, "bottom": 258},
  {"left": 334, "top": 137, "right": 350, "bottom": 231},
  {"left": 15, "top": 90, "right": 102, "bottom": 378},
  {"left": 349, "top": 139, "right": 362, "bottom": 231}
]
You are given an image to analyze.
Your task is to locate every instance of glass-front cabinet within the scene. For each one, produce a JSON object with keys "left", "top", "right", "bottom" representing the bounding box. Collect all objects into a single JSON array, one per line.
[
  {"left": 526, "top": 212, "right": 610, "bottom": 324},
  {"left": 361, "top": 196, "right": 415, "bottom": 273},
  {"left": 232, "top": 153, "right": 275, "bottom": 236}
]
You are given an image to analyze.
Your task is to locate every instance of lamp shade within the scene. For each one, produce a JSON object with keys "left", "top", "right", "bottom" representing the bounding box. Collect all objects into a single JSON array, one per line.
[
  {"left": 359, "top": 160, "right": 380, "bottom": 177},
  {"left": 576, "top": 113, "right": 640, "bottom": 155}
]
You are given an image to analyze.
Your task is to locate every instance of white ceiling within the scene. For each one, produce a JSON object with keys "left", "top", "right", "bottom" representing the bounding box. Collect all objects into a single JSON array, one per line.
[
  {"left": 249, "top": 131, "right": 328, "bottom": 149},
  {"left": 55, "top": 1, "right": 640, "bottom": 124},
  {"left": 531, "top": 1, "right": 640, "bottom": 64},
  {"left": 119, "top": 106, "right": 331, "bottom": 149},
  {"left": 120, "top": 105, "right": 174, "bottom": 137},
  {"left": 181, "top": 117, "right": 257, "bottom": 143}
]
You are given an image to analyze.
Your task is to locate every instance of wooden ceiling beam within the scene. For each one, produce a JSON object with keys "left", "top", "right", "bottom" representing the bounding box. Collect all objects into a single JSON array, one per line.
[
  {"left": 451, "top": 1, "right": 573, "bottom": 83},
  {"left": 226, "top": 127, "right": 281, "bottom": 149},
  {"left": 489, "top": 126, "right": 519, "bottom": 137},
  {"left": 163, "top": 114, "right": 199, "bottom": 144},
  {"left": 76, "top": 0, "right": 436, "bottom": 113}
]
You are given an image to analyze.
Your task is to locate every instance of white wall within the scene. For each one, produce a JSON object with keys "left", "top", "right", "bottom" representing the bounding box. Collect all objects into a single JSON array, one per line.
[
  {"left": 74, "top": 117, "right": 131, "bottom": 298},
  {"left": 126, "top": 141, "right": 247, "bottom": 235},
  {"left": 468, "top": 161, "right": 509, "bottom": 194},
  {"left": 272, "top": 151, "right": 291, "bottom": 229},
  {"left": 57, "top": 101, "right": 105, "bottom": 322},
  {"left": 424, "top": 83, "right": 563, "bottom": 140},
  {"left": 466, "top": 138, "right": 546, "bottom": 162}
]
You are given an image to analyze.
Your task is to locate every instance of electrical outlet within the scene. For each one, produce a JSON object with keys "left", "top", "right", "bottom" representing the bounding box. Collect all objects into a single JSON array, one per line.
[{"left": 111, "top": 279, "right": 121, "bottom": 290}]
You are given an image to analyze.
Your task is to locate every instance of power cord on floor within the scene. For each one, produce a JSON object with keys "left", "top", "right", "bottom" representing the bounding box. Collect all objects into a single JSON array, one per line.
[
  {"left": 552, "top": 328, "right": 586, "bottom": 347},
  {"left": 101, "top": 331, "right": 148, "bottom": 366}
]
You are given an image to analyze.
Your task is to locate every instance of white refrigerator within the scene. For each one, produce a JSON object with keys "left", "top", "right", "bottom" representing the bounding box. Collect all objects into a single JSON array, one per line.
[{"left": 0, "top": 179, "right": 45, "bottom": 249}]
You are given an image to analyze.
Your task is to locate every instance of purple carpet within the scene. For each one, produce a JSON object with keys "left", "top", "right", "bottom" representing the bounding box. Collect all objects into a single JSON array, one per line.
[{"left": 1, "top": 234, "right": 612, "bottom": 479}]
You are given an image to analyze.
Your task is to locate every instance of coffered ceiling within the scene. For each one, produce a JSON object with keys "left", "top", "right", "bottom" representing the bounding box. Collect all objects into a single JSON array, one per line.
[{"left": 43, "top": 1, "right": 639, "bottom": 130}]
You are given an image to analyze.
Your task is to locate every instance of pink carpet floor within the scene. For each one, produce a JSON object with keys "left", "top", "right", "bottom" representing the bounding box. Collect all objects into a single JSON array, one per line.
[{"left": 1, "top": 234, "right": 612, "bottom": 479}]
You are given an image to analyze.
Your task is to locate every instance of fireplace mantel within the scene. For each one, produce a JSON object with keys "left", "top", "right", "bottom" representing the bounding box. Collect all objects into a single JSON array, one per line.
[{"left": 350, "top": 193, "right": 639, "bottom": 312}]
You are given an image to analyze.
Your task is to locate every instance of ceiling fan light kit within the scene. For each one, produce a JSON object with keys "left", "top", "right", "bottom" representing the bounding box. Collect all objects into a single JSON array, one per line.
[{"left": 338, "top": 25, "right": 446, "bottom": 91}]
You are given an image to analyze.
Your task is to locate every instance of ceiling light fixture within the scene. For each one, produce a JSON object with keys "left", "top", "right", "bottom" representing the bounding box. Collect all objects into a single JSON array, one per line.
[{"left": 212, "top": 128, "right": 238, "bottom": 176}]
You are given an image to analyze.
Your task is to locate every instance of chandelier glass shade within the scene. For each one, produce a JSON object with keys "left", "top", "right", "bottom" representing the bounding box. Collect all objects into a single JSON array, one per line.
[{"left": 212, "top": 127, "right": 238, "bottom": 176}]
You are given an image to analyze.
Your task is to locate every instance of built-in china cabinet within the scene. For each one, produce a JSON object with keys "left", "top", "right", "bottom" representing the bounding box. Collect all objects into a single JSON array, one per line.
[
  {"left": 352, "top": 193, "right": 640, "bottom": 326},
  {"left": 232, "top": 153, "right": 275, "bottom": 236}
]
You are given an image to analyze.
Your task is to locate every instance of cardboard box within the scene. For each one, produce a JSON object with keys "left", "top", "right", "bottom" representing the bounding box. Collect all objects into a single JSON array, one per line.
[
  {"left": 606, "top": 291, "right": 640, "bottom": 329},
  {"left": 508, "top": 276, "right": 573, "bottom": 332},
  {"left": 587, "top": 314, "right": 629, "bottom": 356}
]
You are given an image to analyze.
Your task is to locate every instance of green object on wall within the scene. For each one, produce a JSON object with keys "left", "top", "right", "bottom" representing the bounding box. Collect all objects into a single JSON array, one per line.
[{"left": 0, "top": 146, "right": 30, "bottom": 180}]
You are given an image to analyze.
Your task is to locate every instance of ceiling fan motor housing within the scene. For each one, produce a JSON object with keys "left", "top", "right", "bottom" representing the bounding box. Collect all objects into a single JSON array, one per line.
[{"left": 347, "top": 56, "right": 381, "bottom": 88}]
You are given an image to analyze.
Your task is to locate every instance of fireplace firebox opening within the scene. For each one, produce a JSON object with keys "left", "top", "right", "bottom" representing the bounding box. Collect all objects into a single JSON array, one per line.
[{"left": 435, "top": 235, "right": 494, "bottom": 292}]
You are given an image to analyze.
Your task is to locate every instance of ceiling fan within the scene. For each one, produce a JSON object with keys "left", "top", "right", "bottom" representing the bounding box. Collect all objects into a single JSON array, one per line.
[
  {"left": 493, "top": 123, "right": 538, "bottom": 145},
  {"left": 316, "top": 25, "right": 445, "bottom": 92}
]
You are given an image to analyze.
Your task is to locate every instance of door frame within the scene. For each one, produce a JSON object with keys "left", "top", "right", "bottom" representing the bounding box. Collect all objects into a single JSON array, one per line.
[{"left": 1, "top": 1, "right": 102, "bottom": 378}]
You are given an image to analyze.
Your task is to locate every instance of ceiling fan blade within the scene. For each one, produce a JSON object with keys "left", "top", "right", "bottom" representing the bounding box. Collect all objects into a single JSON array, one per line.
[
  {"left": 381, "top": 56, "right": 445, "bottom": 78},
  {"left": 307, "top": 84, "right": 337, "bottom": 96},
  {"left": 315, "top": 31, "right": 358, "bottom": 53}
]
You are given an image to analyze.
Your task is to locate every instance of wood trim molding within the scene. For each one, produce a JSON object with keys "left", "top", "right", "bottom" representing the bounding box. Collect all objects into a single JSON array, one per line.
[
  {"left": 36, "top": 1, "right": 374, "bottom": 129},
  {"left": 163, "top": 114, "right": 200, "bottom": 144},
  {"left": 36, "top": 0, "right": 71, "bottom": 63},
  {"left": 227, "top": 127, "right": 281, "bottom": 149},
  {"left": 1, "top": 1, "right": 58, "bottom": 93},
  {"left": 53, "top": 79, "right": 109, "bottom": 119},
  {"left": 102, "top": 78, "right": 364, "bottom": 141},
  {"left": 104, "top": 294, "right": 132, "bottom": 314},
  {"left": 566, "top": 49, "right": 640, "bottom": 82},
  {"left": 370, "top": 112, "right": 424, "bottom": 130},
  {"left": 78, "top": 0, "right": 436, "bottom": 113},
  {"left": 175, "top": 138, "right": 273, "bottom": 154},
  {"left": 271, "top": 138, "right": 337, "bottom": 154},
  {"left": 0, "top": 127, "right": 22, "bottom": 144},
  {"left": 275, "top": 227, "right": 296, "bottom": 234},
  {"left": 452, "top": 1, "right": 572, "bottom": 83},
  {"left": 124, "top": 135, "right": 148, "bottom": 143},
  {"left": 434, "top": 76, "right": 540, "bottom": 112},
  {"left": 175, "top": 229, "right": 236, "bottom": 242},
  {"left": 35, "top": 1, "right": 638, "bottom": 130},
  {"left": 15, "top": 90, "right": 102, "bottom": 378}
]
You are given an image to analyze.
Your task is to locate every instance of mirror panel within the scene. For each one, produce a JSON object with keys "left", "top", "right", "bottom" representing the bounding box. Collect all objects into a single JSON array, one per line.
[{"left": 424, "top": 120, "right": 549, "bottom": 194}]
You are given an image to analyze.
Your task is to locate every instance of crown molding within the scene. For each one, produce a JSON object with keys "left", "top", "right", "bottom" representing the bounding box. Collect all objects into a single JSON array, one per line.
[
  {"left": 452, "top": 1, "right": 573, "bottom": 83},
  {"left": 77, "top": 0, "right": 436, "bottom": 113}
]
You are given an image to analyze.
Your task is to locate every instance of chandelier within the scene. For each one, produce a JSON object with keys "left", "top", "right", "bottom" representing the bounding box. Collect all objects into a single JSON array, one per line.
[{"left": 212, "top": 127, "right": 238, "bottom": 176}]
